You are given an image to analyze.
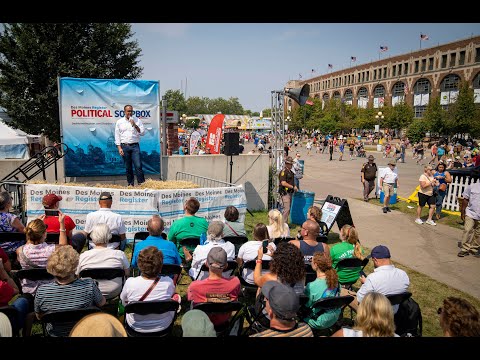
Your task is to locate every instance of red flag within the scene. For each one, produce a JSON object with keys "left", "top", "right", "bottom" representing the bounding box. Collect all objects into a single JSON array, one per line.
[
  {"left": 206, "top": 114, "right": 224, "bottom": 154},
  {"left": 305, "top": 99, "right": 314, "bottom": 106}
]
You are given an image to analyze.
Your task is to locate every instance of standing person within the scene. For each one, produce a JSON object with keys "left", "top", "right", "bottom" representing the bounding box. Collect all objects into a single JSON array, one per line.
[
  {"left": 114, "top": 104, "right": 145, "bottom": 187},
  {"left": 415, "top": 165, "right": 438, "bottom": 226},
  {"left": 361, "top": 155, "right": 378, "bottom": 202},
  {"left": 379, "top": 162, "right": 398, "bottom": 214},
  {"left": 328, "top": 139, "right": 334, "bottom": 161},
  {"left": 292, "top": 153, "right": 303, "bottom": 190},
  {"left": 278, "top": 156, "right": 297, "bottom": 224},
  {"left": 457, "top": 169, "right": 480, "bottom": 257},
  {"left": 433, "top": 162, "right": 452, "bottom": 220},
  {"left": 415, "top": 142, "right": 425, "bottom": 165}
]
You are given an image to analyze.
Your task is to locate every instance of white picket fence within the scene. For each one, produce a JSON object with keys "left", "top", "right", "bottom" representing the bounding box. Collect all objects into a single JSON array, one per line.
[{"left": 443, "top": 174, "right": 479, "bottom": 211}]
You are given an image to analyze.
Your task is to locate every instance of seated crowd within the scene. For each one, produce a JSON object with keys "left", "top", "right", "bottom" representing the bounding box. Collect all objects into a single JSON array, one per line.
[{"left": 1, "top": 191, "right": 479, "bottom": 338}]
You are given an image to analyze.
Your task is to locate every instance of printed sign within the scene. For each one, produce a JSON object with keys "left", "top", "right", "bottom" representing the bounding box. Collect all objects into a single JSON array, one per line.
[{"left": 320, "top": 202, "right": 342, "bottom": 230}]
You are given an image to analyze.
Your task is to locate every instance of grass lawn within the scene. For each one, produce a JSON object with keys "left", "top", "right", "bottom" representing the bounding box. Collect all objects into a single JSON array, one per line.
[{"left": 30, "top": 209, "right": 479, "bottom": 337}]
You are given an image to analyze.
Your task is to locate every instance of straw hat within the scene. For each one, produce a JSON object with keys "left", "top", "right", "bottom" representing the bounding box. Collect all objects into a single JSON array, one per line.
[
  {"left": 69, "top": 313, "right": 127, "bottom": 337},
  {"left": 0, "top": 313, "right": 12, "bottom": 337}
]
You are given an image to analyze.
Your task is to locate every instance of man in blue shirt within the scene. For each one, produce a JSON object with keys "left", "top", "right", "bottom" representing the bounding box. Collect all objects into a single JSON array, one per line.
[{"left": 131, "top": 215, "right": 181, "bottom": 268}]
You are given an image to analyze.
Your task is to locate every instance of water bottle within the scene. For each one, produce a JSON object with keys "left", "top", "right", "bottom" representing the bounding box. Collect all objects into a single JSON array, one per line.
[{"left": 200, "top": 232, "right": 207, "bottom": 245}]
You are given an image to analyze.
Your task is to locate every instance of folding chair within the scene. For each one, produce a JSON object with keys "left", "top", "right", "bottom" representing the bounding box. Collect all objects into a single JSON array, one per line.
[
  {"left": 305, "top": 263, "right": 317, "bottom": 284},
  {"left": 191, "top": 301, "right": 245, "bottom": 337},
  {"left": 299, "top": 295, "right": 355, "bottom": 336},
  {"left": 273, "top": 236, "right": 295, "bottom": 245},
  {"left": 238, "top": 259, "right": 271, "bottom": 299},
  {"left": 160, "top": 264, "right": 182, "bottom": 286},
  {"left": 14, "top": 268, "right": 54, "bottom": 293},
  {"left": 78, "top": 268, "right": 126, "bottom": 301},
  {"left": 0, "top": 232, "right": 26, "bottom": 270},
  {"left": 123, "top": 300, "right": 179, "bottom": 337},
  {"left": 130, "top": 231, "right": 149, "bottom": 261},
  {"left": 40, "top": 306, "right": 102, "bottom": 337},
  {"left": 46, "top": 232, "right": 60, "bottom": 244},
  {"left": 335, "top": 257, "right": 368, "bottom": 290},
  {"left": 223, "top": 236, "right": 248, "bottom": 256},
  {"left": 0, "top": 305, "right": 20, "bottom": 337},
  {"left": 194, "top": 260, "right": 238, "bottom": 281},
  {"left": 386, "top": 292, "right": 412, "bottom": 306}
]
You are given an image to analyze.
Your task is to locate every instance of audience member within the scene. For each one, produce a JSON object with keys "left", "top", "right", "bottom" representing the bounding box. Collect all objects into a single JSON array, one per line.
[
  {"left": 458, "top": 169, "right": 480, "bottom": 257},
  {"left": 222, "top": 205, "right": 246, "bottom": 237},
  {"left": 237, "top": 223, "right": 276, "bottom": 285},
  {"left": 303, "top": 252, "right": 341, "bottom": 330},
  {"left": 266, "top": 209, "right": 290, "bottom": 239},
  {"left": 0, "top": 312, "right": 12, "bottom": 337},
  {"left": 438, "top": 297, "right": 480, "bottom": 337},
  {"left": 250, "top": 281, "right": 313, "bottom": 337},
  {"left": 76, "top": 223, "right": 130, "bottom": 300},
  {"left": 131, "top": 215, "right": 181, "bottom": 268},
  {"left": 83, "top": 192, "right": 127, "bottom": 250},
  {"left": 34, "top": 246, "right": 106, "bottom": 337},
  {"left": 120, "top": 246, "right": 177, "bottom": 334},
  {"left": 0, "top": 191, "right": 26, "bottom": 254},
  {"left": 0, "top": 247, "right": 11, "bottom": 272},
  {"left": 189, "top": 221, "right": 235, "bottom": 280},
  {"left": 187, "top": 247, "right": 241, "bottom": 327},
  {"left": 350, "top": 245, "right": 409, "bottom": 313},
  {"left": 332, "top": 291, "right": 398, "bottom": 337},
  {"left": 289, "top": 219, "right": 330, "bottom": 264},
  {"left": 69, "top": 313, "right": 127, "bottom": 337},
  {"left": 181, "top": 309, "right": 217, "bottom": 337},
  {"left": 41, "top": 193, "right": 86, "bottom": 253},
  {"left": 168, "top": 197, "right": 209, "bottom": 263}
]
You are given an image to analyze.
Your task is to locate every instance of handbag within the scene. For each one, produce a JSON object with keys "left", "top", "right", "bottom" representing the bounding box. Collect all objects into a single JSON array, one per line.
[{"left": 439, "top": 183, "right": 447, "bottom": 192}]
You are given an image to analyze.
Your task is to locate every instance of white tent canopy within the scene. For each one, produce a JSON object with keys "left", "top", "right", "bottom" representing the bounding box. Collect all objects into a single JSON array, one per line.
[{"left": 0, "top": 120, "right": 40, "bottom": 159}]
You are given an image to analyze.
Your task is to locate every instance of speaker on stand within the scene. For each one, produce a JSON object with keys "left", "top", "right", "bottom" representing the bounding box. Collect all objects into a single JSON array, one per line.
[{"left": 223, "top": 131, "right": 240, "bottom": 185}]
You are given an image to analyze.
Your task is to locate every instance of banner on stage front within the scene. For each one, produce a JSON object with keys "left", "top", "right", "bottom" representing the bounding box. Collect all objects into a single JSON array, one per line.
[
  {"left": 59, "top": 78, "right": 161, "bottom": 177},
  {"left": 25, "top": 183, "right": 247, "bottom": 242}
]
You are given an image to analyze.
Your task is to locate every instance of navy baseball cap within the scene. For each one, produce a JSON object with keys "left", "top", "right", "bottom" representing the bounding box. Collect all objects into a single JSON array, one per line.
[{"left": 367, "top": 245, "right": 391, "bottom": 259}]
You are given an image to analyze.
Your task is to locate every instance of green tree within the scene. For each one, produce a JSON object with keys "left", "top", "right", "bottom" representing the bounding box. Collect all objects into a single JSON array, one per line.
[
  {"left": 385, "top": 102, "right": 414, "bottom": 133},
  {"left": 185, "top": 117, "right": 200, "bottom": 129},
  {"left": 261, "top": 108, "right": 271, "bottom": 117},
  {"left": 186, "top": 96, "right": 209, "bottom": 115},
  {"left": 163, "top": 89, "right": 187, "bottom": 114},
  {"left": 0, "top": 23, "right": 142, "bottom": 141},
  {"left": 445, "top": 80, "right": 479, "bottom": 138},
  {"left": 406, "top": 118, "right": 429, "bottom": 143},
  {"left": 423, "top": 96, "right": 446, "bottom": 136}
]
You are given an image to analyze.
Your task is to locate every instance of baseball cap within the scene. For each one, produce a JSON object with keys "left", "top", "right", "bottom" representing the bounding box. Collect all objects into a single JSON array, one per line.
[
  {"left": 367, "top": 245, "right": 391, "bottom": 259},
  {"left": 207, "top": 247, "right": 227, "bottom": 269},
  {"left": 285, "top": 156, "right": 294, "bottom": 164},
  {"left": 261, "top": 281, "right": 300, "bottom": 321},
  {"left": 368, "top": 155, "right": 375, "bottom": 160},
  {"left": 99, "top": 192, "right": 113, "bottom": 200},
  {"left": 181, "top": 309, "right": 216, "bottom": 337},
  {"left": 42, "top": 193, "right": 62, "bottom": 208}
]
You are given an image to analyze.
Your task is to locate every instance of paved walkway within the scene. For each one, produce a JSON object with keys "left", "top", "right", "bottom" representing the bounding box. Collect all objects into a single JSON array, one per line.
[{"left": 247, "top": 141, "right": 480, "bottom": 299}]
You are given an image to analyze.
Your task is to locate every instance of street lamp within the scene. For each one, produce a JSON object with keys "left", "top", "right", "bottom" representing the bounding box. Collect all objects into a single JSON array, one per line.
[
  {"left": 375, "top": 111, "right": 384, "bottom": 120},
  {"left": 181, "top": 114, "right": 187, "bottom": 127},
  {"left": 285, "top": 115, "right": 290, "bottom": 131}
]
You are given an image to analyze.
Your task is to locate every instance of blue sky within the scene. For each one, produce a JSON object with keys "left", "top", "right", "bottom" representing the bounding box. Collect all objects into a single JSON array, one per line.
[{"left": 132, "top": 23, "right": 480, "bottom": 113}]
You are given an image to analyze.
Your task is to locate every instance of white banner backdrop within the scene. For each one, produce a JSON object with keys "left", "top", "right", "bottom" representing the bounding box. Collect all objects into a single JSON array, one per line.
[
  {"left": 474, "top": 89, "right": 480, "bottom": 103},
  {"left": 358, "top": 97, "right": 368, "bottom": 109},
  {"left": 26, "top": 184, "right": 247, "bottom": 242}
]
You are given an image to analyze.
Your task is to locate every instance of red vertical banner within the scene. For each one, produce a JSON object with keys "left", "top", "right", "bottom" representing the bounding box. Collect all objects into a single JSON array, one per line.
[{"left": 206, "top": 114, "right": 225, "bottom": 154}]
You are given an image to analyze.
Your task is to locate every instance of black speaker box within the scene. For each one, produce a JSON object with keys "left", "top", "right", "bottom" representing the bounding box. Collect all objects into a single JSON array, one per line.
[{"left": 224, "top": 132, "right": 240, "bottom": 156}]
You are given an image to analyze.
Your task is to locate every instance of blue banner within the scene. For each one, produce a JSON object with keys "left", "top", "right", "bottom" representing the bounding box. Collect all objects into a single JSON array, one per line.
[{"left": 59, "top": 78, "right": 161, "bottom": 177}]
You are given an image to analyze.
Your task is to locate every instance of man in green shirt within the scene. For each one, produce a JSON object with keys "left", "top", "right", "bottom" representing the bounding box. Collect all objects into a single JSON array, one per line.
[{"left": 167, "top": 197, "right": 208, "bottom": 264}]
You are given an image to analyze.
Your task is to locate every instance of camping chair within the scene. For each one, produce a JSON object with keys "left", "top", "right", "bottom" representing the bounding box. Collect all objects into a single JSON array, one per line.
[
  {"left": 194, "top": 260, "right": 238, "bottom": 281},
  {"left": 0, "top": 305, "right": 20, "bottom": 337},
  {"left": 191, "top": 301, "right": 245, "bottom": 337},
  {"left": 335, "top": 257, "right": 369, "bottom": 290},
  {"left": 123, "top": 300, "right": 179, "bottom": 337},
  {"left": 299, "top": 295, "right": 355, "bottom": 337},
  {"left": 40, "top": 306, "right": 102, "bottom": 337},
  {"left": 238, "top": 259, "right": 271, "bottom": 299},
  {"left": 223, "top": 236, "right": 248, "bottom": 257}
]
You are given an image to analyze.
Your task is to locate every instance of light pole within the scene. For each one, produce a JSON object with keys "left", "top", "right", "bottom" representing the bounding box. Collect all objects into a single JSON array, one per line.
[
  {"left": 286, "top": 115, "right": 290, "bottom": 131},
  {"left": 375, "top": 111, "right": 384, "bottom": 142},
  {"left": 181, "top": 114, "right": 187, "bottom": 128}
]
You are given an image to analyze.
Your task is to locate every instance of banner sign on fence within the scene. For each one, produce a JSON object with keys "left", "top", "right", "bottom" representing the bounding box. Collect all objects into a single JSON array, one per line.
[
  {"left": 25, "top": 184, "right": 247, "bottom": 242},
  {"left": 59, "top": 77, "right": 161, "bottom": 177}
]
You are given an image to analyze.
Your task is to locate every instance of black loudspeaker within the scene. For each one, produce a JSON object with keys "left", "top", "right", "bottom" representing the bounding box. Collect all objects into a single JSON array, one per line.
[
  {"left": 285, "top": 84, "right": 310, "bottom": 105},
  {"left": 224, "top": 132, "right": 240, "bottom": 156}
]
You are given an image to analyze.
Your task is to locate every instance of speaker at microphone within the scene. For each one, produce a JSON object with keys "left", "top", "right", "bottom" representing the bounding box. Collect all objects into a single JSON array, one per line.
[{"left": 285, "top": 84, "right": 310, "bottom": 106}]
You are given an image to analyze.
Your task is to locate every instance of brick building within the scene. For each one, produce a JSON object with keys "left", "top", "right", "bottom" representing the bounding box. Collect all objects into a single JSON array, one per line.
[{"left": 285, "top": 35, "right": 480, "bottom": 118}]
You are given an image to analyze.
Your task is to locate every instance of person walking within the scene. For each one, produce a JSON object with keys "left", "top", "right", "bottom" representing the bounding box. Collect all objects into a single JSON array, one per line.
[
  {"left": 114, "top": 104, "right": 146, "bottom": 187},
  {"left": 361, "top": 155, "right": 378, "bottom": 202},
  {"left": 433, "top": 162, "right": 452, "bottom": 220},
  {"left": 379, "top": 162, "right": 398, "bottom": 214},
  {"left": 415, "top": 165, "right": 438, "bottom": 226},
  {"left": 278, "top": 156, "right": 297, "bottom": 223},
  {"left": 457, "top": 169, "right": 480, "bottom": 257}
]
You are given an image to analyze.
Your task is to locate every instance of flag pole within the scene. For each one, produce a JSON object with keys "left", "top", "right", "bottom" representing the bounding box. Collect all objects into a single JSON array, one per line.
[{"left": 420, "top": 34, "right": 422, "bottom": 50}]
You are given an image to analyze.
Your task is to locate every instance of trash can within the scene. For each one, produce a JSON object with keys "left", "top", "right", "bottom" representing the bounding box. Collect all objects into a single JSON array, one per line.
[
  {"left": 376, "top": 144, "right": 382, "bottom": 152},
  {"left": 290, "top": 190, "right": 315, "bottom": 225},
  {"left": 379, "top": 187, "right": 397, "bottom": 205}
]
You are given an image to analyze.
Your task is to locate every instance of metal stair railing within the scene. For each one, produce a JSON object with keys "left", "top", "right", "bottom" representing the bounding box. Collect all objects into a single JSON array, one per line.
[{"left": 1, "top": 143, "right": 69, "bottom": 183}]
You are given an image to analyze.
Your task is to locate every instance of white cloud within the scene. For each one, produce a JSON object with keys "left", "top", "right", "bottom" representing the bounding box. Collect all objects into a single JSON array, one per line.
[{"left": 132, "top": 23, "right": 191, "bottom": 38}]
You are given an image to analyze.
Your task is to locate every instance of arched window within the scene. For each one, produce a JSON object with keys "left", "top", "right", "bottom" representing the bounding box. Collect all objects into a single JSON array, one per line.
[
  {"left": 413, "top": 78, "right": 431, "bottom": 118},
  {"left": 373, "top": 85, "right": 385, "bottom": 108},
  {"left": 473, "top": 72, "right": 480, "bottom": 105},
  {"left": 439, "top": 74, "right": 460, "bottom": 110},
  {"left": 392, "top": 81, "right": 406, "bottom": 106},
  {"left": 322, "top": 93, "right": 329, "bottom": 110},
  {"left": 357, "top": 87, "right": 368, "bottom": 109},
  {"left": 333, "top": 91, "right": 341, "bottom": 101},
  {"left": 344, "top": 89, "right": 353, "bottom": 105}
]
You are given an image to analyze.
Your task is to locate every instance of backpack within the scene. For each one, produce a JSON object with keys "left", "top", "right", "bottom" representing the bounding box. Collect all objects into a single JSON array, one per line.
[{"left": 394, "top": 297, "right": 423, "bottom": 337}]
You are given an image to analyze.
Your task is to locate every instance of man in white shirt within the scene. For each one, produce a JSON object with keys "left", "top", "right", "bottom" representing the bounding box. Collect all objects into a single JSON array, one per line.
[
  {"left": 380, "top": 161, "right": 399, "bottom": 214},
  {"left": 114, "top": 104, "right": 145, "bottom": 187},
  {"left": 83, "top": 192, "right": 127, "bottom": 251}
]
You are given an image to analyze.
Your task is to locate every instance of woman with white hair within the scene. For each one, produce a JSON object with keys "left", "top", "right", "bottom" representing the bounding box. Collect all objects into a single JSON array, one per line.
[
  {"left": 76, "top": 223, "right": 130, "bottom": 299},
  {"left": 188, "top": 221, "right": 235, "bottom": 280}
]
